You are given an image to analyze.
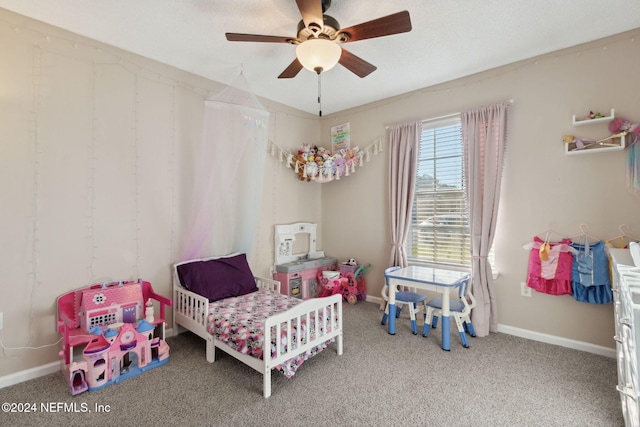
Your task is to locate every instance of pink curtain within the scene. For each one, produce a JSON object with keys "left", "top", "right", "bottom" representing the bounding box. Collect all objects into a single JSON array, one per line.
[
  {"left": 387, "top": 121, "right": 420, "bottom": 268},
  {"left": 462, "top": 101, "right": 510, "bottom": 337}
]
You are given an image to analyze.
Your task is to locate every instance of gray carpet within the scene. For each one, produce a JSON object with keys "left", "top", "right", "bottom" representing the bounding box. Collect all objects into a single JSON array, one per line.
[{"left": 0, "top": 301, "right": 623, "bottom": 426}]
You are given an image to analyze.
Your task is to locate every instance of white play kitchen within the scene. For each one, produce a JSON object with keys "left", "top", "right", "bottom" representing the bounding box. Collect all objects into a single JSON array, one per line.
[{"left": 272, "top": 222, "right": 338, "bottom": 299}]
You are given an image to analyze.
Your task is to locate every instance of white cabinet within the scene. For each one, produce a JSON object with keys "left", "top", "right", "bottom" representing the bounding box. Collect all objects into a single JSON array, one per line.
[
  {"left": 610, "top": 248, "right": 640, "bottom": 426},
  {"left": 566, "top": 108, "right": 626, "bottom": 155}
]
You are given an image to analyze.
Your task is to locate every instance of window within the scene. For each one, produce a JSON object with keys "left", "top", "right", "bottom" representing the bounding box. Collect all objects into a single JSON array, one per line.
[{"left": 406, "top": 116, "right": 470, "bottom": 267}]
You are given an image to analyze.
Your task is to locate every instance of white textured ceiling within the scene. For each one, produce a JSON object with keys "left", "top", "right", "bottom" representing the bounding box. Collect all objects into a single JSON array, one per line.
[{"left": 2, "top": 0, "right": 640, "bottom": 115}]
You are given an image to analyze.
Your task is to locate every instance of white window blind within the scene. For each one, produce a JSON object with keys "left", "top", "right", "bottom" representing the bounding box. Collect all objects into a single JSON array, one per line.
[{"left": 406, "top": 116, "right": 470, "bottom": 267}]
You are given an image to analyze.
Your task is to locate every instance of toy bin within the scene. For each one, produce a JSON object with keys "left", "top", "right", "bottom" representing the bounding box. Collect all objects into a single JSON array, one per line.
[{"left": 339, "top": 264, "right": 359, "bottom": 275}]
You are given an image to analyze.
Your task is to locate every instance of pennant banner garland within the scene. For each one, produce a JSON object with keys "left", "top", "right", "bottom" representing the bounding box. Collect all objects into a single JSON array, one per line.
[{"left": 267, "top": 138, "right": 383, "bottom": 183}]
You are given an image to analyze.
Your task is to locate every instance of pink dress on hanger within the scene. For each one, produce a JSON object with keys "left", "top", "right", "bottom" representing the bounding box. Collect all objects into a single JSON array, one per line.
[{"left": 526, "top": 236, "right": 574, "bottom": 295}]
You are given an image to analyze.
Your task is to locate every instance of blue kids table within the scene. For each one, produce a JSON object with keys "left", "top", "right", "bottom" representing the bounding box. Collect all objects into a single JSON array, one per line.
[{"left": 385, "top": 266, "right": 469, "bottom": 350}]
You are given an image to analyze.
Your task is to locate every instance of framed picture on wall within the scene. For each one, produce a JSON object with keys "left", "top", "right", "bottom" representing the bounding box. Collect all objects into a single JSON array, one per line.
[{"left": 331, "top": 122, "right": 350, "bottom": 153}]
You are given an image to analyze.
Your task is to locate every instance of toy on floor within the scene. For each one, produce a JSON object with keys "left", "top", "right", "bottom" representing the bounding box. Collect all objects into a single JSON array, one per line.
[
  {"left": 317, "top": 263, "right": 370, "bottom": 304},
  {"left": 56, "top": 279, "right": 172, "bottom": 395},
  {"left": 317, "top": 274, "right": 348, "bottom": 298},
  {"left": 342, "top": 264, "right": 370, "bottom": 304}
]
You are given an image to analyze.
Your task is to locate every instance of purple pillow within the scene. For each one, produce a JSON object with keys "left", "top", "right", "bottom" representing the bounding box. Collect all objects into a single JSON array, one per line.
[{"left": 177, "top": 254, "right": 257, "bottom": 302}]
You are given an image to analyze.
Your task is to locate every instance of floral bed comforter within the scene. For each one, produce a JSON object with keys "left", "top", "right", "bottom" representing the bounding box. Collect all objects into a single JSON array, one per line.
[{"left": 207, "top": 289, "right": 329, "bottom": 377}]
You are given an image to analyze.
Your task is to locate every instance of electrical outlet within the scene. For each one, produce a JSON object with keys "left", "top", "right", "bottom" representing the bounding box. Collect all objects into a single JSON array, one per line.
[{"left": 520, "top": 282, "right": 532, "bottom": 297}]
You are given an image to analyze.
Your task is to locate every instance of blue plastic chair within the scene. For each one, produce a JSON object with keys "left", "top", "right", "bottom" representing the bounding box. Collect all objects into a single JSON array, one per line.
[
  {"left": 424, "top": 274, "right": 476, "bottom": 348},
  {"left": 381, "top": 266, "right": 427, "bottom": 335}
]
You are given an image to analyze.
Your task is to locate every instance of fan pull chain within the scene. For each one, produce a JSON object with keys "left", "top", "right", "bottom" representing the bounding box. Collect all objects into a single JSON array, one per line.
[{"left": 317, "top": 70, "right": 322, "bottom": 117}]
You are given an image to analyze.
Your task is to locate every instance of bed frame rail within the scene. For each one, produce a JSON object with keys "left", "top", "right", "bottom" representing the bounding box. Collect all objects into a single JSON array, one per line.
[
  {"left": 173, "top": 276, "right": 281, "bottom": 360},
  {"left": 264, "top": 293, "right": 342, "bottom": 397},
  {"left": 266, "top": 292, "right": 343, "bottom": 362}
]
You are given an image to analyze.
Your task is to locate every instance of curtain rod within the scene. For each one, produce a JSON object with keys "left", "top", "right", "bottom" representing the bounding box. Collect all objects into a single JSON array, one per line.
[{"left": 385, "top": 99, "right": 514, "bottom": 129}]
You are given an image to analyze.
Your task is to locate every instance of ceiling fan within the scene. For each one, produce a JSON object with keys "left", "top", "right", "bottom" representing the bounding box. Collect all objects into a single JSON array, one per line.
[{"left": 225, "top": 0, "right": 412, "bottom": 79}]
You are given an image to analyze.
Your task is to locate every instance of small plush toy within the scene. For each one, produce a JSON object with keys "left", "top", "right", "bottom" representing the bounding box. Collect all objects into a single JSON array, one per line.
[
  {"left": 292, "top": 154, "right": 310, "bottom": 181},
  {"left": 305, "top": 161, "right": 318, "bottom": 179},
  {"left": 322, "top": 158, "right": 334, "bottom": 177},
  {"left": 334, "top": 157, "right": 347, "bottom": 176}
]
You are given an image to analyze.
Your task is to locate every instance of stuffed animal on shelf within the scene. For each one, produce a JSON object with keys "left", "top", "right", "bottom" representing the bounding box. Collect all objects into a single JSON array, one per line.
[
  {"left": 334, "top": 157, "right": 347, "bottom": 177},
  {"left": 292, "top": 154, "right": 311, "bottom": 181},
  {"left": 587, "top": 111, "right": 605, "bottom": 120},
  {"left": 317, "top": 146, "right": 329, "bottom": 158},
  {"left": 322, "top": 158, "right": 334, "bottom": 178},
  {"left": 299, "top": 143, "right": 311, "bottom": 156},
  {"left": 305, "top": 161, "right": 319, "bottom": 179}
]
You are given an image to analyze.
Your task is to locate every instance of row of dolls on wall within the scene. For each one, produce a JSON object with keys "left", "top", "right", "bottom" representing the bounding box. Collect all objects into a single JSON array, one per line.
[{"left": 522, "top": 223, "right": 639, "bottom": 304}]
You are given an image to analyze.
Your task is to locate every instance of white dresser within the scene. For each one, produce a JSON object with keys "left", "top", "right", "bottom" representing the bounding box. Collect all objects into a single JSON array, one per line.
[{"left": 610, "top": 248, "right": 640, "bottom": 426}]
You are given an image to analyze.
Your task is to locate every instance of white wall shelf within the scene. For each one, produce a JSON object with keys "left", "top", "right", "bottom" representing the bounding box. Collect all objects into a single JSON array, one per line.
[
  {"left": 566, "top": 108, "right": 625, "bottom": 155},
  {"left": 572, "top": 108, "right": 615, "bottom": 126}
]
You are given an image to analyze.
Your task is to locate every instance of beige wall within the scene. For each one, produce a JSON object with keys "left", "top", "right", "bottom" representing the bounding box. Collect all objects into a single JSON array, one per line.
[
  {"left": 1, "top": 6, "right": 639, "bottom": 378},
  {"left": 320, "top": 28, "right": 640, "bottom": 349},
  {"left": 0, "top": 8, "right": 320, "bottom": 377}
]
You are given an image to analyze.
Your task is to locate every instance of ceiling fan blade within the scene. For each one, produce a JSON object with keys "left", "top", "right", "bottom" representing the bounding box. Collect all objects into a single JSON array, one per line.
[
  {"left": 226, "top": 33, "right": 294, "bottom": 43},
  {"left": 278, "top": 58, "right": 304, "bottom": 79},
  {"left": 336, "top": 11, "right": 412, "bottom": 42},
  {"left": 338, "top": 48, "right": 377, "bottom": 78},
  {"left": 295, "top": 0, "right": 324, "bottom": 30}
]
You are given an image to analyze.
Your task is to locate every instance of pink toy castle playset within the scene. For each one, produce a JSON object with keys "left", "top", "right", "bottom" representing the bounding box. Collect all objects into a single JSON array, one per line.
[{"left": 56, "top": 279, "right": 172, "bottom": 395}]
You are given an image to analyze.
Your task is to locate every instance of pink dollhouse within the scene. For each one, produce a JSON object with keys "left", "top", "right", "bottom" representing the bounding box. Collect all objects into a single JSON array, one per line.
[{"left": 56, "top": 279, "right": 172, "bottom": 395}]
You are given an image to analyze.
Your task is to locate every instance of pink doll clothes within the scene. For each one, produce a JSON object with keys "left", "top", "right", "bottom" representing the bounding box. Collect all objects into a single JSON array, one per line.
[{"left": 526, "top": 236, "right": 574, "bottom": 295}]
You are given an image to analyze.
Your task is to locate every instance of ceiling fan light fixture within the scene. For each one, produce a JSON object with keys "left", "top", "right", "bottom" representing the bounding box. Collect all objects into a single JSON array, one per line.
[{"left": 296, "top": 38, "right": 341, "bottom": 73}]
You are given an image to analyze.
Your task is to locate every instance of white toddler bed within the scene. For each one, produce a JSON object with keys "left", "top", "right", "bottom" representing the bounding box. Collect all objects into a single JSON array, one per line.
[{"left": 172, "top": 254, "right": 343, "bottom": 398}]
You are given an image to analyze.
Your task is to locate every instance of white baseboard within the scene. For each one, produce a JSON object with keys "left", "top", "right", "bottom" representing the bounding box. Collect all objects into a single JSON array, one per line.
[
  {"left": 0, "top": 361, "right": 59, "bottom": 390},
  {"left": 366, "top": 295, "right": 383, "bottom": 306},
  {"left": 368, "top": 295, "right": 615, "bottom": 358},
  {"left": 497, "top": 324, "right": 615, "bottom": 358}
]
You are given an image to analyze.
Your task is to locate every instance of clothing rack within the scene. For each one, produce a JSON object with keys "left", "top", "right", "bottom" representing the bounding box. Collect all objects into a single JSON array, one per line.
[
  {"left": 527, "top": 223, "right": 640, "bottom": 245},
  {"left": 522, "top": 223, "right": 640, "bottom": 254},
  {"left": 568, "top": 224, "right": 600, "bottom": 244},
  {"left": 523, "top": 222, "right": 623, "bottom": 304}
]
